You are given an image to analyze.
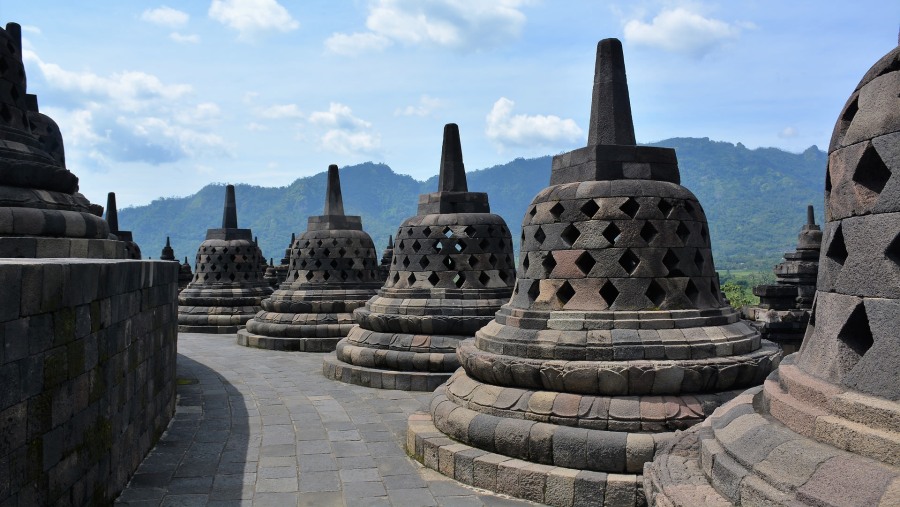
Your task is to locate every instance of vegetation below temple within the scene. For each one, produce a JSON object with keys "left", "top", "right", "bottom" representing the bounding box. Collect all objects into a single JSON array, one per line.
[{"left": 120, "top": 137, "right": 826, "bottom": 272}]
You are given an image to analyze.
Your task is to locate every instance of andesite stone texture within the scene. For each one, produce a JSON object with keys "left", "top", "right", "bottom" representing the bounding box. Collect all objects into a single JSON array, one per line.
[
  {"left": 407, "top": 39, "right": 780, "bottom": 506},
  {"left": 178, "top": 256, "right": 193, "bottom": 290},
  {"left": 237, "top": 165, "right": 381, "bottom": 351},
  {"left": 263, "top": 257, "right": 278, "bottom": 288},
  {"left": 0, "top": 23, "right": 126, "bottom": 259},
  {"left": 105, "top": 192, "right": 141, "bottom": 259},
  {"left": 274, "top": 232, "right": 294, "bottom": 285},
  {"left": 378, "top": 233, "right": 394, "bottom": 282},
  {"left": 742, "top": 205, "right": 821, "bottom": 354},
  {"left": 178, "top": 184, "right": 273, "bottom": 333},
  {"left": 324, "top": 124, "right": 516, "bottom": 391},
  {"left": 645, "top": 41, "right": 900, "bottom": 507}
]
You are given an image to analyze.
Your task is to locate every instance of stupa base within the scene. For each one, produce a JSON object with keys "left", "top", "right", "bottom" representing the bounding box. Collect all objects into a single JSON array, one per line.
[
  {"left": 178, "top": 324, "right": 242, "bottom": 334},
  {"left": 0, "top": 236, "right": 127, "bottom": 258},
  {"left": 236, "top": 329, "right": 341, "bottom": 352},
  {"left": 322, "top": 354, "right": 451, "bottom": 391},
  {"left": 407, "top": 412, "right": 647, "bottom": 506}
]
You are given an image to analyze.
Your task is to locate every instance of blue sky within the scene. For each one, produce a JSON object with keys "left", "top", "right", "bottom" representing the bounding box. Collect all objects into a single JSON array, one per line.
[{"left": 1, "top": 1, "right": 897, "bottom": 207}]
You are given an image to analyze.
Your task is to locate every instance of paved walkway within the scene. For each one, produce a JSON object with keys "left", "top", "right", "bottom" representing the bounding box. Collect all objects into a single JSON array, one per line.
[{"left": 115, "top": 333, "right": 536, "bottom": 507}]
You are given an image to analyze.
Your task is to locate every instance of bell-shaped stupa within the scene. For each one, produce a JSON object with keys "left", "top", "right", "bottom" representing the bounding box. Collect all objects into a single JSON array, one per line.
[
  {"left": 378, "top": 234, "right": 393, "bottom": 281},
  {"left": 0, "top": 23, "right": 124, "bottom": 259},
  {"left": 645, "top": 41, "right": 900, "bottom": 507},
  {"left": 178, "top": 185, "right": 273, "bottom": 333},
  {"left": 324, "top": 124, "right": 517, "bottom": 391},
  {"left": 159, "top": 236, "right": 176, "bottom": 262},
  {"left": 237, "top": 165, "right": 382, "bottom": 351},
  {"left": 274, "top": 233, "right": 294, "bottom": 285},
  {"left": 178, "top": 256, "right": 193, "bottom": 290},
  {"left": 407, "top": 39, "right": 781, "bottom": 505}
]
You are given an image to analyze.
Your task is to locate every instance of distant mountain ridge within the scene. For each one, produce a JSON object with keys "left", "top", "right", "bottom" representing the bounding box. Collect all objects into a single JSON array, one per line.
[{"left": 120, "top": 137, "right": 826, "bottom": 271}]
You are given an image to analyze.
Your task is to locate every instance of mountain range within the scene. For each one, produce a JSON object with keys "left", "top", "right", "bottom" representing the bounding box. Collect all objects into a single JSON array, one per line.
[{"left": 119, "top": 137, "right": 827, "bottom": 272}]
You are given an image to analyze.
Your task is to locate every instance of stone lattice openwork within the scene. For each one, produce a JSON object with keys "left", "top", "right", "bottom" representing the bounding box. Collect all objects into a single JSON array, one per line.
[
  {"left": 0, "top": 23, "right": 126, "bottom": 259},
  {"left": 407, "top": 39, "right": 780, "bottom": 506},
  {"left": 178, "top": 185, "right": 273, "bottom": 333},
  {"left": 236, "top": 165, "right": 382, "bottom": 351},
  {"left": 743, "top": 205, "right": 821, "bottom": 354},
  {"left": 323, "top": 124, "right": 516, "bottom": 391},
  {"left": 645, "top": 42, "right": 900, "bottom": 507}
]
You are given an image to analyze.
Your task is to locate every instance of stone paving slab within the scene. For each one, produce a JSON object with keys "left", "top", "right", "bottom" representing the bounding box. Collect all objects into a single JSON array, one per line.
[{"left": 115, "top": 333, "right": 538, "bottom": 507}]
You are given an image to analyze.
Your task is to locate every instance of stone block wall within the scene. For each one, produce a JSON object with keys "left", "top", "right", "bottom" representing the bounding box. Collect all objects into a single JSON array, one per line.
[{"left": 0, "top": 258, "right": 179, "bottom": 505}]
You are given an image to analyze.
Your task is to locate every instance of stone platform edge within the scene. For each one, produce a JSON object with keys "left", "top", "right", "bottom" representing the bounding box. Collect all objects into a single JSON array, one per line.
[
  {"left": 406, "top": 412, "right": 646, "bottom": 507},
  {"left": 236, "top": 329, "right": 341, "bottom": 351},
  {"left": 323, "top": 354, "right": 451, "bottom": 391}
]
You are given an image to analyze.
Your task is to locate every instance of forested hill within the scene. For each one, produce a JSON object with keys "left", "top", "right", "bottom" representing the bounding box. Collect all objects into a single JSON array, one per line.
[{"left": 120, "top": 137, "right": 826, "bottom": 271}]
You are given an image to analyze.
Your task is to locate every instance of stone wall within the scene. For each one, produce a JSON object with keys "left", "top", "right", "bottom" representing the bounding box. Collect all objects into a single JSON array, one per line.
[{"left": 0, "top": 258, "right": 179, "bottom": 505}]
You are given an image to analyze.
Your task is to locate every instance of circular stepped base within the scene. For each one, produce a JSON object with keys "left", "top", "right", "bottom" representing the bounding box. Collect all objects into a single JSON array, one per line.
[
  {"left": 177, "top": 324, "right": 241, "bottom": 334},
  {"left": 322, "top": 354, "right": 450, "bottom": 391},
  {"left": 236, "top": 329, "right": 340, "bottom": 352},
  {"left": 407, "top": 412, "right": 646, "bottom": 507}
]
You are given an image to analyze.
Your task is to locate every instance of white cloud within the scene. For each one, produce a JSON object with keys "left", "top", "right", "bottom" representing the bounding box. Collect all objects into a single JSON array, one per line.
[
  {"left": 308, "top": 103, "right": 380, "bottom": 156},
  {"left": 21, "top": 25, "right": 41, "bottom": 35},
  {"left": 485, "top": 97, "right": 582, "bottom": 152},
  {"left": 246, "top": 122, "right": 268, "bottom": 131},
  {"left": 324, "top": 32, "right": 392, "bottom": 56},
  {"left": 778, "top": 126, "right": 799, "bottom": 139},
  {"left": 141, "top": 6, "right": 190, "bottom": 28},
  {"left": 258, "top": 103, "right": 304, "bottom": 119},
  {"left": 394, "top": 95, "right": 444, "bottom": 117},
  {"left": 170, "top": 32, "right": 200, "bottom": 44},
  {"left": 209, "top": 0, "right": 299, "bottom": 41},
  {"left": 623, "top": 7, "right": 742, "bottom": 57},
  {"left": 326, "top": 0, "right": 531, "bottom": 55}
]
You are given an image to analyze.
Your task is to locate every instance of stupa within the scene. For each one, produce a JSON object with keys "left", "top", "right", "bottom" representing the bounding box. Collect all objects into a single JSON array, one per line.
[
  {"left": 104, "top": 192, "right": 141, "bottom": 259},
  {"left": 275, "top": 233, "right": 294, "bottom": 285},
  {"left": 263, "top": 258, "right": 278, "bottom": 288},
  {"left": 177, "top": 185, "right": 273, "bottom": 333},
  {"left": 0, "top": 27, "right": 124, "bottom": 259},
  {"left": 159, "top": 236, "right": 176, "bottom": 261},
  {"left": 378, "top": 234, "right": 393, "bottom": 281},
  {"left": 407, "top": 39, "right": 780, "bottom": 506},
  {"left": 178, "top": 256, "right": 193, "bottom": 290},
  {"left": 237, "top": 165, "right": 382, "bottom": 351},
  {"left": 742, "top": 205, "right": 821, "bottom": 353},
  {"left": 323, "top": 124, "right": 517, "bottom": 391},
  {"left": 645, "top": 41, "right": 900, "bottom": 507}
]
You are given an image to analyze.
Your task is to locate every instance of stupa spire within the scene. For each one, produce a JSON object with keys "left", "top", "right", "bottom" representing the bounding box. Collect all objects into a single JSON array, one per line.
[
  {"left": 438, "top": 123, "right": 467, "bottom": 192},
  {"left": 222, "top": 184, "right": 238, "bottom": 228},
  {"left": 324, "top": 165, "right": 345, "bottom": 216},
  {"left": 587, "top": 38, "right": 636, "bottom": 146},
  {"left": 105, "top": 192, "right": 119, "bottom": 233}
]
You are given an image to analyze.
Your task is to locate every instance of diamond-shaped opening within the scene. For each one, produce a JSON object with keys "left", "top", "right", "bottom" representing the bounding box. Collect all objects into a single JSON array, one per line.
[
  {"left": 398, "top": 240, "right": 406, "bottom": 250},
  {"left": 228, "top": 272, "right": 236, "bottom": 281},
  {"left": 542, "top": 252, "right": 557, "bottom": 274},
  {"left": 575, "top": 251, "right": 596, "bottom": 275},
  {"left": 663, "top": 249, "right": 683, "bottom": 276},
  {"left": 454, "top": 240, "right": 466, "bottom": 253},
  {"left": 402, "top": 257, "right": 411, "bottom": 268},
  {"left": 580, "top": 199, "right": 600, "bottom": 218},
  {"left": 700, "top": 225, "right": 708, "bottom": 241},
  {"left": 407, "top": 273, "right": 416, "bottom": 285},
  {"left": 639, "top": 222, "right": 658, "bottom": 244},
  {"left": 421, "top": 226, "right": 432, "bottom": 237},
  {"left": 330, "top": 259, "right": 339, "bottom": 269},
  {"left": 522, "top": 254, "right": 530, "bottom": 271},
  {"left": 411, "top": 240, "right": 421, "bottom": 252},
  {"left": 407, "top": 228, "right": 414, "bottom": 236},
  {"left": 453, "top": 273, "right": 466, "bottom": 288},
  {"left": 442, "top": 256, "right": 455, "bottom": 269},
  {"left": 331, "top": 238, "right": 339, "bottom": 247},
  {"left": 529, "top": 206, "right": 537, "bottom": 218},
  {"left": 620, "top": 198, "right": 640, "bottom": 218},
  {"left": 323, "top": 272, "right": 331, "bottom": 281},
  {"left": 434, "top": 240, "right": 443, "bottom": 253},
  {"left": 837, "top": 303, "right": 874, "bottom": 369},
  {"left": 427, "top": 271, "right": 440, "bottom": 285},
  {"left": 314, "top": 259, "right": 322, "bottom": 268},
  {"left": 317, "top": 240, "right": 323, "bottom": 247},
  {"left": 443, "top": 227, "right": 453, "bottom": 238},
  {"left": 684, "top": 201, "right": 695, "bottom": 216},
  {"left": 214, "top": 273, "right": 221, "bottom": 281},
  {"left": 534, "top": 226, "right": 546, "bottom": 244},
  {"left": 340, "top": 270, "right": 349, "bottom": 281},
  {"left": 599, "top": 280, "right": 619, "bottom": 308},
  {"left": 305, "top": 271, "right": 314, "bottom": 281},
  {"left": 323, "top": 248, "right": 331, "bottom": 257},
  {"left": 479, "top": 272, "right": 491, "bottom": 286},
  {"left": 347, "top": 259, "right": 355, "bottom": 267},
  {"left": 618, "top": 249, "right": 640, "bottom": 274},
  {"left": 685, "top": 279, "right": 700, "bottom": 305},
  {"left": 853, "top": 144, "right": 891, "bottom": 196},
  {"left": 468, "top": 255, "right": 479, "bottom": 268},
  {"left": 694, "top": 250, "right": 705, "bottom": 271},
  {"left": 825, "top": 164, "right": 833, "bottom": 193},
  {"left": 498, "top": 270, "right": 510, "bottom": 283},
  {"left": 419, "top": 256, "right": 430, "bottom": 269},
  {"left": 489, "top": 253, "right": 498, "bottom": 267},
  {"left": 826, "top": 224, "right": 848, "bottom": 265},
  {"left": 710, "top": 280, "right": 721, "bottom": 302},
  {"left": 300, "top": 260, "right": 308, "bottom": 268},
  {"left": 549, "top": 202, "right": 565, "bottom": 219},
  {"left": 886, "top": 233, "right": 900, "bottom": 265},
  {"left": 478, "top": 238, "right": 490, "bottom": 251},
  {"left": 462, "top": 224, "right": 476, "bottom": 237},
  {"left": 561, "top": 224, "right": 581, "bottom": 247},
  {"left": 392, "top": 272, "right": 400, "bottom": 284},
  {"left": 676, "top": 222, "right": 691, "bottom": 244},
  {"left": 498, "top": 239, "right": 506, "bottom": 249},
  {"left": 645, "top": 280, "right": 665, "bottom": 307},
  {"left": 602, "top": 222, "right": 621, "bottom": 245},
  {"left": 840, "top": 96, "right": 859, "bottom": 134},
  {"left": 0, "top": 104, "right": 11, "bottom": 123},
  {"left": 556, "top": 281, "right": 575, "bottom": 305},
  {"left": 657, "top": 199, "right": 673, "bottom": 217}
]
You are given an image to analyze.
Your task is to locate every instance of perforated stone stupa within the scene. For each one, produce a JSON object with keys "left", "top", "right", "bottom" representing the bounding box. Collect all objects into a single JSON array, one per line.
[
  {"left": 236, "top": 165, "right": 381, "bottom": 351},
  {"left": 0, "top": 23, "right": 125, "bottom": 259},
  {"left": 743, "top": 205, "right": 821, "bottom": 354},
  {"left": 407, "top": 39, "right": 780, "bottom": 506},
  {"left": 323, "top": 124, "right": 516, "bottom": 391},
  {"left": 177, "top": 185, "right": 273, "bottom": 333},
  {"left": 644, "top": 41, "right": 900, "bottom": 507},
  {"left": 378, "top": 234, "right": 394, "bottom": 281}
]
